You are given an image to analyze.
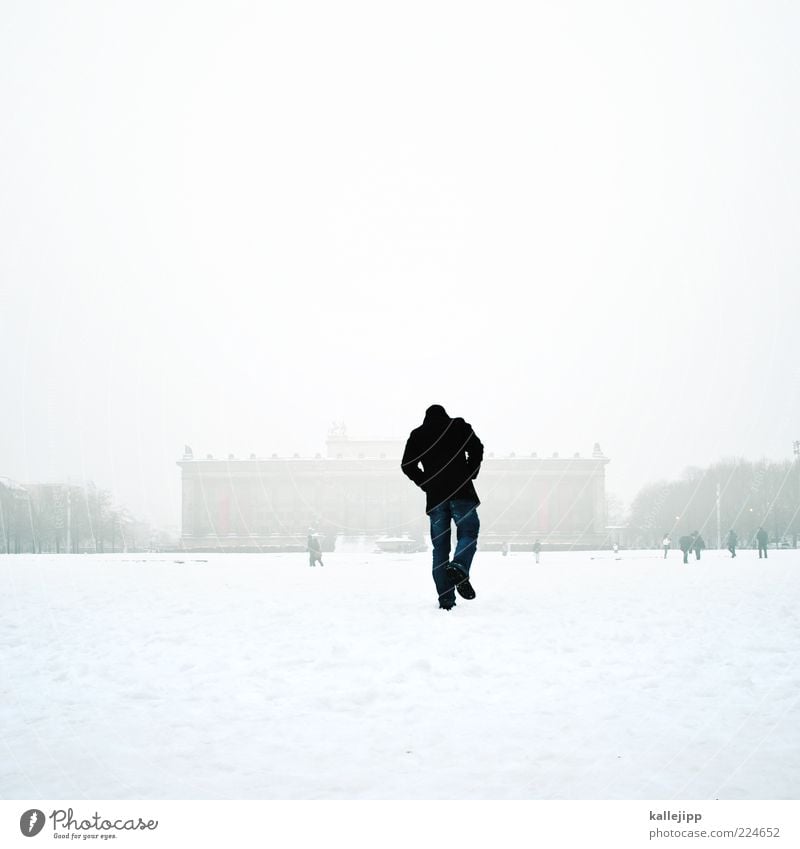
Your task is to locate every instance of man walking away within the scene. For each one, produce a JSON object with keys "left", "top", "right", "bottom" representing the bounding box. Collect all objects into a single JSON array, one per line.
[
  {"left": 727, "top": 529, "right": 738, "bottom": 558},
  {"left": 307, "top": 529, "right": 324, "bottom": 567},
  {"left": 756, "top": 526, "right": 769, "bottom": 559},
  {"left": 678, "top": 534, "right": 692, "bottom": 564},
  {"left": 402, "top": 404, "right": 484, "bottom": 610},
  {"left": 692, "top": 531, "right": 706, "bottom": 561},
  {"left": 662, "top": 534, "right": 671, "bottom": 559},
  {"left": 533, "top": 539, "right": 542, "bottom": 564}
]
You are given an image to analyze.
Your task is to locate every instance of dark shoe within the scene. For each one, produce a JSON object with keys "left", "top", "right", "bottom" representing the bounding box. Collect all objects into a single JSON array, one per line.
[
  {"left": 439, "top": 600, "right": 456, "bottom": 610},
  {"left": 446, "top": 562, "right": 476, "bottom": 600}
]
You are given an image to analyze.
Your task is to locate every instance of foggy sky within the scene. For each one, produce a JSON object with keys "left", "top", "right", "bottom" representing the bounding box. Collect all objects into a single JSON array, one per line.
[{"left": 2, "top": 1, "right": 800, "bottom": 530}]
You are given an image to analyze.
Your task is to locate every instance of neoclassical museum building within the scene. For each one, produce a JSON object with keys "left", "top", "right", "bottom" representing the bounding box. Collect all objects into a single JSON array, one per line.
[{"left": 177, "top": 427, "right": 610, "bottom": 552}]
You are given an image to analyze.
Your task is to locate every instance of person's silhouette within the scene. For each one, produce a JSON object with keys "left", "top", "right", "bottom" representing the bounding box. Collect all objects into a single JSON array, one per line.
[
  {"left": 402, "top": 404, "right": 484, "bottom": 609},
  {"left": 756, "top": 526, "right": 769, "bottom": 559}
]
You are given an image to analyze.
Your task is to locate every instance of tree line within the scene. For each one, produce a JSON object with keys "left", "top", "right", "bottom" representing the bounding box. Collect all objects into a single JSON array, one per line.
[
  {"left": 627, "top": 457, "right": 800, "bottom": 549},
  {"left": 0, "top": 479, "right": 156, "bottom": 553}
]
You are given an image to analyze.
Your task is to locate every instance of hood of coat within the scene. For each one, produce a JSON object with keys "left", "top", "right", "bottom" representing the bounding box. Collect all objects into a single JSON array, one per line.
[{"left": 423, "top": 404, "right": 450, "bottom": 427}]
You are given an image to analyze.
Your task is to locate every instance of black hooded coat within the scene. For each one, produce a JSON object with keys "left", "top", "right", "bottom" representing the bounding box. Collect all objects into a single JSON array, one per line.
[{"left": 401, "top": 405, "right": 484, "bottom": 514}]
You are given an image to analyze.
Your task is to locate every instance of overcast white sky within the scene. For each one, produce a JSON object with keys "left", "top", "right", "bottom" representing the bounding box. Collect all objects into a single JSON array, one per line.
[{"left": 2, "top": 1, "right": 800, "bottom": 529}]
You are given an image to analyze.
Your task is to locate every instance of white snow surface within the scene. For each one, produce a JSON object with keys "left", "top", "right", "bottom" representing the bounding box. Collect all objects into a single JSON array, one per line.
[{"left": 2, "top": 549, "right": 799, "bottom": 800}]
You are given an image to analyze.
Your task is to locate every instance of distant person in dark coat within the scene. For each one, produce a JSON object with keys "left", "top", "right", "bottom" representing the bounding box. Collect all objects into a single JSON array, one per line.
[
  {"left": 692, "top": 531, "right": 706, "bottom": 561},
  {"left": 533, "top": 539, "right": 542, "bottom": 564},
  {"left": 727, "top": 529, "right": 738, "bottom": 558},
  {"left": 307, "top": 530, "right": 323, "bottom": 567},
  {"left": 678, "top": 534, "right": 693, "bottom": 564},
  {"left": 402, "top": 404, "right": 484, "bottom": 610},
  {"left": 756, "top": 526, "right": 769, "bottom": 559}
]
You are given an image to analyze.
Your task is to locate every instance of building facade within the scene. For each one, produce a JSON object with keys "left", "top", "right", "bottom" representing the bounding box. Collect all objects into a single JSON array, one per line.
[{"left": 177, "top": 431, "right": 609, "bottom": 551}]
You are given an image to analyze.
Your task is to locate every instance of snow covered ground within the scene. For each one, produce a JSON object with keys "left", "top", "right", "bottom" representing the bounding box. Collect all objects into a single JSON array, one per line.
[{"left": 2, "top": 549, "right": 799, "bottom": 800}]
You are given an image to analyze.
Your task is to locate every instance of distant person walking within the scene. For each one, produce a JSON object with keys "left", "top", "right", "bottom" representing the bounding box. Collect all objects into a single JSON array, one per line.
[
  {"left": 402, "top": 404, "right": 484, "bottom": 610},
  {"left": 501, "top": 541, "right": 509, "bottom": 557},
  {"left": 678, "top": 534, "right": 693, "bottom": 564},
  {"left": 692, "top": 531, "right": 706, "bottom": 561},
  {"left": 756, "top": 526, "right": 769, "bottom": 559},
  {"left": 533, "top": 539, "right": 542, "bottom": 564},
  {"left": 727, "top": 529, "right": 738, "bottom": 558},
  {"left": 307, "top": 530, "right": 324, "bottom": 567},
  {"left": 662, "top": 534, "right": 671, "bottom": 559}
]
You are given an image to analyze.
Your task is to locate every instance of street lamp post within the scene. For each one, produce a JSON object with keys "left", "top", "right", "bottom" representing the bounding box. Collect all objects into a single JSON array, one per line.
[{"left": 793, "top": 441, "right": 800, "bottom": 547}]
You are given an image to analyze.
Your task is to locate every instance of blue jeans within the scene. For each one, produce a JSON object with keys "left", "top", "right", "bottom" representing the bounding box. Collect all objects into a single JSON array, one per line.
[{"left": 429, "top": 499, "right": 480, "bottom": 605}]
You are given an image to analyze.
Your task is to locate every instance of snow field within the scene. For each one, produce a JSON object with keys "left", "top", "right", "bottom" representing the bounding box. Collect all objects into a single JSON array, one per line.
[{"left": 1, "top": 549, "right": 799, "bottom": 799}]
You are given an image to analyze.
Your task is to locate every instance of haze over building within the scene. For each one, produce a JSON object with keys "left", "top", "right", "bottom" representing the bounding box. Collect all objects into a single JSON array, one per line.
[{"left": 177, "top": 426, "right": 609, "bottom": 550}]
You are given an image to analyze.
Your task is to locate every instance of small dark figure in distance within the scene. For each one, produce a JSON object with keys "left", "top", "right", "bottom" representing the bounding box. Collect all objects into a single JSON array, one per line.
[
  {"left": 692, "top": 531, "right": 706, "bottom": 561},
  {"left": 501, "top": 541, "right": 509, "bottom": 557},
  {"left": 678, "top": 534, "right": 693, "bottom": 564},
  {"left": 756, "top": 526, "right": 769, "bottom": 559},
  {"left": 662, "top": 534, "right": 671, "bottom": 559},
  {"left": 533, "top": 539, "right": 542, "bottom": 564},
  {"left": 727, "top": 529, "right": 738, "bottom": 558},
  {"left": 402, "top": 404, "right": 483, "bottom": 610},
  {"left": 307, "top": 529, "right": 323, "bottom": 567}
]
